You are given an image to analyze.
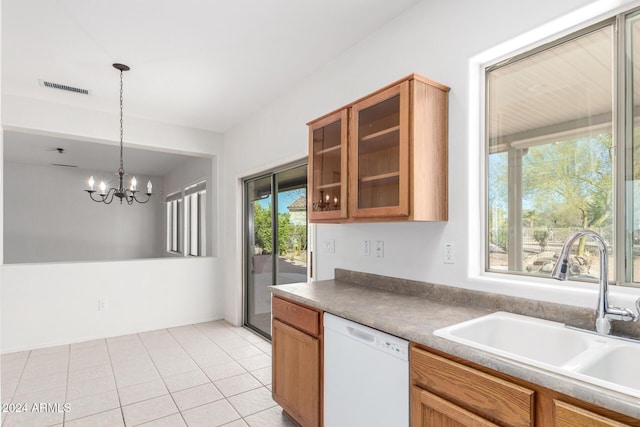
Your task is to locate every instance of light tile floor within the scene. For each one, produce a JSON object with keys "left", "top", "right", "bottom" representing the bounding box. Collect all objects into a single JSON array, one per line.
[{"left": 1, "top": 320, "right": 298, "bottom": 427}]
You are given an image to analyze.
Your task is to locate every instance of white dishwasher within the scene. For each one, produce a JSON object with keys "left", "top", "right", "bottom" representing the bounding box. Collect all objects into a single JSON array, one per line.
[{"left": 323, "top": 313, "right": 409, "bottom": 427}]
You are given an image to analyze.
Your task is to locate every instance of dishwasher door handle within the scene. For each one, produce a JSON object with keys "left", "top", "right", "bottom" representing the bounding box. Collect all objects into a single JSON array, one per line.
[{"left": 346, "top": 326, "right": 375, "bottom": 343}]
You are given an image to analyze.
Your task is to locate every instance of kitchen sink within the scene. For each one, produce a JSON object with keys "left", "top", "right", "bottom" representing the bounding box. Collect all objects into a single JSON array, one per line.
[
  {"left": 434, "top": 312, "right": 590, "bottom": 367},
  {"left": 434, "top": 312, "right": 640, "bottom": 398},
  {"left": 575, "top": 345, "right": 640, "bottom": 395}
]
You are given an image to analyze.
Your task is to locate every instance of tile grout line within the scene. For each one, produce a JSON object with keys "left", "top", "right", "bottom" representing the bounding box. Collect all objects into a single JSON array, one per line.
[
  {"left": 165, "top": 324, "right": 243, "bottom": 424},
  {"left": 166, "top": 322, "right": 269, "bottom": 422},
  {"left": 6, "top": 350, "right": 30, "bottom": 404},
  {"left": 167, "top": 323, "right": 268, "bottom": 390},
  {"left": 104, "top": 337, "right": 129, "bottom": 427},
  {"left": 62, "top": 344, "right": 71, "bottom": 425},
  {"left": 137, "top": 328, "right": 188, "bottom": 426}
]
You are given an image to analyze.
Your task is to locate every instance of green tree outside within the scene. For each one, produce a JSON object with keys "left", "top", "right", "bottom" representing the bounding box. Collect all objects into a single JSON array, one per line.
[{"left": 253, "top": 202, "right": 307, "bottom": 257}]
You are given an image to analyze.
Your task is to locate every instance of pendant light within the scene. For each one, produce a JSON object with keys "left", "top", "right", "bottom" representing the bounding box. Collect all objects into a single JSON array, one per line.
[{"left": 85, "top": 63, "right": 152, "bottom": 205}]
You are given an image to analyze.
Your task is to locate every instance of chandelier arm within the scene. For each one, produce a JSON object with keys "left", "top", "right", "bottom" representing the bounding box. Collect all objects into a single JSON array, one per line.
[
  {"left": 131, "top": 192, "right": 153, "bottom": 204},
  {"left": 102, "top": 188, "right": 117, "bottom": 205},
  {"left": 86, "top": 190, "right": 104, "bottom": 203}
]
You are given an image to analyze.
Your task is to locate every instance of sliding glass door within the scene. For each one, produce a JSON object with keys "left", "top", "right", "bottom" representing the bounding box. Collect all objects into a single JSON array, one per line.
[{"left": 244, "top": 163, "right": 307, "bottom": 338}]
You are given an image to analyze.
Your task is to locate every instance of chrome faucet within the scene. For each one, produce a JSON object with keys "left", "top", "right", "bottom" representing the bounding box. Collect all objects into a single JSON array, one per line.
[{"left": 551, "top": 230, "right": 640, "bottom": 335}]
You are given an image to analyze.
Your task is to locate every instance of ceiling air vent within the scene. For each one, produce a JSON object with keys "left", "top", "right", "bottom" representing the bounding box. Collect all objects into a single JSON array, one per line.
[{"left": 38, "top": 79, "right": 89, "bottom": 95}]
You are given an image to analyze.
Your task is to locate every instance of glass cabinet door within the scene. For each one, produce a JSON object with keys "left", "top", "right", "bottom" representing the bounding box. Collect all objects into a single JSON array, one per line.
[
  {"left": 308, "top": 109, "right": 348, "bottom": 221},
  {"left": 350, "top": 81, "right": 410, "bottom": 217}
]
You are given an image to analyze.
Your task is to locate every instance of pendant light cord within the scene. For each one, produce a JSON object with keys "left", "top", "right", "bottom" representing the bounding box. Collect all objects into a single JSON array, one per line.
[{"left": 119, "top": 68, "right": 124, "bottom": 174}]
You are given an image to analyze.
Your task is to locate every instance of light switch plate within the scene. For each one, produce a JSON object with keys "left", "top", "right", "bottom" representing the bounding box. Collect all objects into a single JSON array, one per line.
[
  {"left": 363, "top": 240, "right": 371, "bottom": 256},
  {"left": 324, "top": 239, "right": 335, "bottom": 253},
  {"left": 444, "top": 243, "right": 455, "bottom": 264}
]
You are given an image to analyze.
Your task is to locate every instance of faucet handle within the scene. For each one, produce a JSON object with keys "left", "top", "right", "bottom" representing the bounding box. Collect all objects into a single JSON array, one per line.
[{"left": 635, "top": 297, "right": 640, "bottom": 322}]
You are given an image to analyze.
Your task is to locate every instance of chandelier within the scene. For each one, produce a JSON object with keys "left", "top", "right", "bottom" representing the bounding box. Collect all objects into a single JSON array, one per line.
[{"left": 85, "top": 63, "right": 152, "bottom": 205}]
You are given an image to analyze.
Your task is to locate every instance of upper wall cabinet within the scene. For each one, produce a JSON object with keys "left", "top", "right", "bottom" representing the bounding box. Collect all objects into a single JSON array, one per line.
[
  {"left": 308, "top": 74, "right": 449, "bottom": 223},
  {"left": 308, "top": 109, "right": 349, "bottom": 222}
]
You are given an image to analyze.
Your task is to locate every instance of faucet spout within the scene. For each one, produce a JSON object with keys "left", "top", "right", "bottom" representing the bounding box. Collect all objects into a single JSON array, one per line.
[{"left": 551, "top": 230, "right": 621, "bottom": 335}]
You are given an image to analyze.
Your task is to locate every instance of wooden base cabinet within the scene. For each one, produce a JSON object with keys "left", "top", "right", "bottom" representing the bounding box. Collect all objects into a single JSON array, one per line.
[
  {"left": 411, "top": 345, "right": 534, "bottom": 427},
  {"left": 410, "top": 344, "right": 640, "bottom": 427},
  {"left": 272, "top": 297, "right": 322, "bottom": 427}
]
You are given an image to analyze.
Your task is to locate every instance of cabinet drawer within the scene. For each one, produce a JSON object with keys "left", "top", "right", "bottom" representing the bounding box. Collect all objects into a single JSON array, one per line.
[
  {"left": 411, "top": 385, "right": 500, "bottom": 427},
  {"left": 272, "top": 296, "right": 320, "bottom": 337},
  {"left": 411, "top": 346, "right": 534, "bottom": 427},
  {"left": 554, "top": 400, "right": 631, "bottom": 427}
]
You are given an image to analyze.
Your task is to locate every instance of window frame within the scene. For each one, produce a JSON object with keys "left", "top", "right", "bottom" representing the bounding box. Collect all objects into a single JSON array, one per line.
[
  {"left": 166, "top": 180, "right": 207, "bottom": 257},
  {"left": 185, "top": 181, "right": 207, "bottom": 257},
  {"left": 482, "top": 12, "right": 640, "bottom": 287},
  {"left": 166, "top": 192, "right": 183, "bottom": 255}
]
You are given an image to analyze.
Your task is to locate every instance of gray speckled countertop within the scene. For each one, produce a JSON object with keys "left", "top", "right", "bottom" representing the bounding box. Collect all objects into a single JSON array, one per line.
[{"left": 270, "top": 271, "right": 640, "bottom": 420}]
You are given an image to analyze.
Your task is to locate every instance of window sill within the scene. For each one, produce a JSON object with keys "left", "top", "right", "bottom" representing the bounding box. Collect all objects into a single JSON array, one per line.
[{"left": 470, "top": 270, "right": 640, "bottom": 312}]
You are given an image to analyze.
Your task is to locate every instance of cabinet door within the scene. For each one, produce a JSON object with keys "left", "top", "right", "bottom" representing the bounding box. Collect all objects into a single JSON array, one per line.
[
  {"left": 411, "top": 346, "right": 534, "bottom": 427},
  {"left": 411, "top": 386, "right": 500, "bottom": 427},
  {"left": 308, "top": 109, "right": 348, "bottom": 222},
  {"left": 554, "top": 400, "right": 632, "bottom": 427},
  {"left": 272, "top": 319, "right": 320, "bottom": 427},
  {"left": 350, "top": 81, "right": 410, "bottom": 218}
]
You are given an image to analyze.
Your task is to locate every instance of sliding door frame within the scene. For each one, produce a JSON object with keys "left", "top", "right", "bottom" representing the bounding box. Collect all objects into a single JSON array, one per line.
[{"left": 242, "top": 159, "right": 308, "bottom": 339}]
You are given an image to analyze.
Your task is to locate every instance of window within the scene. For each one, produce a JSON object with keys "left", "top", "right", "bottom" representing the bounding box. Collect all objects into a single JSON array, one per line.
[
  {"left": 485, "top": 12, "right": 640, "bottom": 286},
  {"left": 185, "top": 181, "right": 206, "bottom": 256},
  {"left": 166, "top": 180, "right": 206, "bottom": 256},
  {"left": 166, "top": 192, "right": 182, "bottom": 254}
]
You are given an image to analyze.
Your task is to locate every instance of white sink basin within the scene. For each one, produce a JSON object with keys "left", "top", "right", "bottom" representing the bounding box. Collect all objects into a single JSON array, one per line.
[
  {"left": 574, "top": 345, "right": 640, "bottom": 396},
  {"left": 434, "top": 312, "right": 640, "bottom": 398},
  {"left": 435, "top": 312, "right": 590, "bottom": 367}
]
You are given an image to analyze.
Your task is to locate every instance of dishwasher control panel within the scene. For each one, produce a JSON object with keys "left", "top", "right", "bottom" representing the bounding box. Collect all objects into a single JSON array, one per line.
[{"left": 378, "top": 338, "right": 408, "bottom": 358}]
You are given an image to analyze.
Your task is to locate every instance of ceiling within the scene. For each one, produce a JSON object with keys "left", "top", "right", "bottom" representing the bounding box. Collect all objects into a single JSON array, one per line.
[
  {"left": 2, "top": 0, "right": 423, "bottom": 134},
  {"left": 3, "top": 130, "right": 197, "bottom": 175}
]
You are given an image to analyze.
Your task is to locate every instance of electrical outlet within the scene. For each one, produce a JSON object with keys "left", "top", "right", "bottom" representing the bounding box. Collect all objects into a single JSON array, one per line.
[
  {"left": 363, "top": 240, "right": 371, "bottom": 256},
  {"left": 324, "top": 239, "right": 335, "bottom": 253},
  {"left": 98, "top": 300, "right": 108, "bottom": 311},
  {"left": 444, "top": 243, "right": 455, "bottom": 264},
  {"left": 376, "top": 240, "right": 384, "bottom": 258}
]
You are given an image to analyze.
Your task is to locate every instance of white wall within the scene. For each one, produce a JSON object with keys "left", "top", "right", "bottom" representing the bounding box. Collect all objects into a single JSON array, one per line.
[
  {"left": 222, "top": 0, "right": 640, "bottom": 325},
  {"left": 1, "top": 257, "right": 220, "bottom": 352},
  {"left": 4, "top": 162, "right": 164, "bottom": 263},
  {"left": 1, "top": 95, "right": 225, "bottom": 352}
]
